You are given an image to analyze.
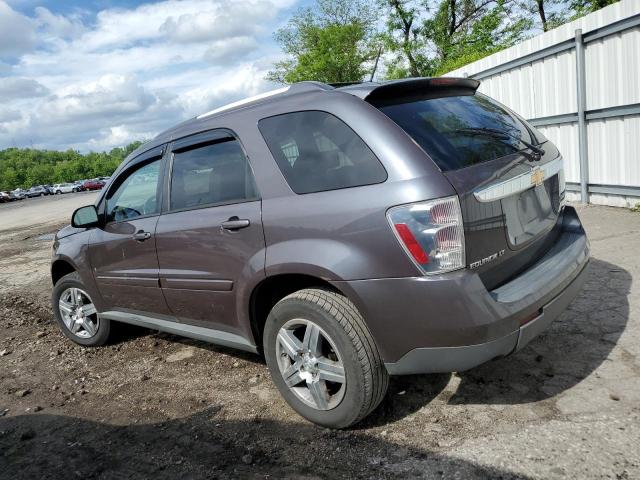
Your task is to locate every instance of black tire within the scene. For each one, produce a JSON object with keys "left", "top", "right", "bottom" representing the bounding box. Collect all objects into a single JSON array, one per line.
[
  {"left": 52, "top": 272, "right": 110, "bottom": 347},
  {"left": 264, "top": 288, "right": 388, "bottom": 428}
]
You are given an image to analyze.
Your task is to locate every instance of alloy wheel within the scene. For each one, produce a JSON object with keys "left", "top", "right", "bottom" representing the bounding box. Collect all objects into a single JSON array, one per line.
[
  {"left": 58, "top": 287, "right": 99, "bottom": 338},
  {"left": 276, "top": 319, "right": 346, "bottom": 410}
]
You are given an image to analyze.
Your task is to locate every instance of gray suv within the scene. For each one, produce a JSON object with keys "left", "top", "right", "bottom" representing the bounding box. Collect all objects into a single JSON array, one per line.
[{"left": 51, "top": 78, "right": 589, "bottom": 428}]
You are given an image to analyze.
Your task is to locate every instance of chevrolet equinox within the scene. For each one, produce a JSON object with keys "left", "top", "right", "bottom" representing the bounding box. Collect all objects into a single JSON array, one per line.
[{"left": 51, "top": 78, "right": 589, "bottom": 428}]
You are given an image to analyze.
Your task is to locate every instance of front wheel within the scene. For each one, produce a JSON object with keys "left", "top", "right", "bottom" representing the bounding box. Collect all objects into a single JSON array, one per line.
[
  {"left": 264, "top": 288, "right": 388, "bottom": 428},
  {"left": 52, "top": 272, "right": 110, "bottom": 346}
]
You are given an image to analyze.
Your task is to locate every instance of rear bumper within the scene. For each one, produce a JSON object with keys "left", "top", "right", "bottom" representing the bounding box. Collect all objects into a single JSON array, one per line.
[
  {"left": 384, "top": 258, "right": 588, "bottom": 374},
  {"left": 333, "top": 206, "right": 589, "bottom": 374}
]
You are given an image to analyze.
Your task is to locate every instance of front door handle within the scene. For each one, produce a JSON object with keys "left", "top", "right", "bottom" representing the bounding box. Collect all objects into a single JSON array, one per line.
[
  {"left": 133, "top": 230, "right": 152, "bottom": 241},
  {"left": 221, "top": 217, "right": 250, "bottom": 231}
]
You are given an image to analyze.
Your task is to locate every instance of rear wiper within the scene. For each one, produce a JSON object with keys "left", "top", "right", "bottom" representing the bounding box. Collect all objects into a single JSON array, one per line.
[{"left": 452, "top": 127, "right": 546, "bottom": 158}]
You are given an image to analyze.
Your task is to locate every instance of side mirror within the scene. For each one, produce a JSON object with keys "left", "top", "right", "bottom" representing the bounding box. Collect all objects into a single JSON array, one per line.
[{"left": 72, "top": 205, "right": 100, "bottom": 228}]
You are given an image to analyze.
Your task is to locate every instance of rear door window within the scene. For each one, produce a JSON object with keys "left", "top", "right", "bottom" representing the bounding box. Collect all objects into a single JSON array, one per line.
[
  {"left": 374, "top": 93, "right": 535, "bottom": 172},
  {"left": 258, "top": 111, "right": 387, "bottom": 194},
  {"left": 169, "top": 138, "right": 258, "bottom": 211}
]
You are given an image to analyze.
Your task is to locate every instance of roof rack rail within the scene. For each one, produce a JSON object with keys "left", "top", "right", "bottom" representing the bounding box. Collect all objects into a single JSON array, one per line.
[
  {"left": 197, "top": 87, "right": 291, "bottom": 119},
  {"left": 196, "top": 82, "right": 334, "bottom": 120},
  {"left": 288, "top": 81, "right": 334, "bottom": 92}
]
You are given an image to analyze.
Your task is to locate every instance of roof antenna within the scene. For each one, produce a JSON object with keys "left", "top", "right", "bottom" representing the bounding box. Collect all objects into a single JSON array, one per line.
[{"left": 369, "top": 45, "right": 383, "bottom": 82}]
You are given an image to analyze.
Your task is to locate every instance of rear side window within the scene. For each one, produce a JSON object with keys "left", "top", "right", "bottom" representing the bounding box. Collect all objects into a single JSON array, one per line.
[
  {"left": 375, "top": 93, "right": 534, "bottom": 172},
  {"left": 170, "top": 138, "right": 258, "bottom": 211},
  {"left": 258, "top": 111, "right": 387, "bottom": 194}
]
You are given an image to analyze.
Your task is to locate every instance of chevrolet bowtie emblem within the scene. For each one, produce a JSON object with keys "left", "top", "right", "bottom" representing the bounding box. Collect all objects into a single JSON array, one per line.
[{"left": 531, "top": 167, "right": 545, "bottom": 187}]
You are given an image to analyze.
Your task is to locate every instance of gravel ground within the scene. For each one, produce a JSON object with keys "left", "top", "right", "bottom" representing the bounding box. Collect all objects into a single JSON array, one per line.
[{"left": 0, "top": 202, "right": 638, "bottom": 479}]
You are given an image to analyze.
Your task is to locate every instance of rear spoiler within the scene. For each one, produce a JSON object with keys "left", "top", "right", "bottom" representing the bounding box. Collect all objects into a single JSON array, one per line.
[{"left": 337, "top": 77, "right": 480, "bottom": 104}]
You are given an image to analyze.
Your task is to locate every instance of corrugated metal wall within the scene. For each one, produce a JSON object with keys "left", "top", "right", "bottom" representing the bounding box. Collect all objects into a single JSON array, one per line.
[{"left": 446, "top": 0, "right": 640, "bottom": 207}]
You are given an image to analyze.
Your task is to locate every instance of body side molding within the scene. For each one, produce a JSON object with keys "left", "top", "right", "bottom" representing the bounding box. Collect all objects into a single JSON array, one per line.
[{"left": 100, "top": 310, "right": 258, "bottom": 353}]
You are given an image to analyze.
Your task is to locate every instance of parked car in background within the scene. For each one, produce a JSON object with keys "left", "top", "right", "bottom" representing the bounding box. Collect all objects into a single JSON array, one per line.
[
  {"left": 26, "top": 185, "right": 51, "bottom": 197},
  {"left": 51, "top": 78, "right": 589, "bottom": 428},
  {"left": 73, "top": 181, "right": 85, "bottom": 191},
  {"left": 53, "top": 183, "right": 79, "bottom": 194},
  {"left": 81, "top": 179, "right": 105, "bottom": 191},
  {"left": 11, "top": 189, "right": 27, "bottom": 200},
  {"left": 0, "top": 192, "right": 10, "bottom": 203},
  {"left": 8, "top": 190, "right": 24, "bottom": 201}
]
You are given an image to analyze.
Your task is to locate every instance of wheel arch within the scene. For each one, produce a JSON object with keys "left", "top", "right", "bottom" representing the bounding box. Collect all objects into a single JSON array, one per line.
[
  {"left": 248, "top": 273, "right": 345, "bottom": 352},
  {"left": 51, "top": 258, "right": 77, "bottom": 285}
]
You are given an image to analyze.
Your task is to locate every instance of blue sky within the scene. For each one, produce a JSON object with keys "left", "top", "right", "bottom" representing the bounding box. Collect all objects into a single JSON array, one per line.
[{"left": 0, "top": 0, "right": 310, "bottom": 151}]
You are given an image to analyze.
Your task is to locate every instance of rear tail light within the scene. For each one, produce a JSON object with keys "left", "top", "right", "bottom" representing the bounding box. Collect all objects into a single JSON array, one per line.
[{"left": 387, "top": 196, "right": 465, "bottom": 275}]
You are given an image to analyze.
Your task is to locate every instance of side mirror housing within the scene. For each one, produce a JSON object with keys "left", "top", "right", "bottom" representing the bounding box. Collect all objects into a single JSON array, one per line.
[{"left": 72, "top": 205, "right": 100, "bottom": 229}]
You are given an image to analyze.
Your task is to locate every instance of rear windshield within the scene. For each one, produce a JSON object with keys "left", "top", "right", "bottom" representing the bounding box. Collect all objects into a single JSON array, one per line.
[{"left": 375, "top": 93, "right": 534, "bottom": 172}]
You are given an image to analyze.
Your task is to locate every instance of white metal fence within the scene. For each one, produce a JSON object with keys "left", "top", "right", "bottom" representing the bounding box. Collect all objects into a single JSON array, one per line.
[{"left": 446, "top": 0, "right": 640, "bottom": 207}]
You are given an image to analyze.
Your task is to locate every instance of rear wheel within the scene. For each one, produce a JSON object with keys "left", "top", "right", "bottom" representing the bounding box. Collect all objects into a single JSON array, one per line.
[
  {"left": 52, "top": 272, "right": 110, "bottom": 346},
  {"left": 264, "top": 288, "right": 388, "bottom": 428}
]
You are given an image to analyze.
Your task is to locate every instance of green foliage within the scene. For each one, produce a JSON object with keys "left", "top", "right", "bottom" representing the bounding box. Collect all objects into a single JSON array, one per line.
[
  {"left": 570, "top": 0, "right": 619, "bottom": 16},
  {"left": 516, "top": 0, "right": 568, "bottom": 33},
  {"left": 380, "top": 0, "right": 434, "bottom": 79},
  {"left": 383, "top": 0, "right": 531, "bottom": 79},
  {"left": 266, "top": 0, "right": 379, "bottom": 84},
  {"left": 268, "top": 0, "right": 619, "bottom": 84},
  {"left": 0, "top": 141, "right": 142, "bottom": 191}
]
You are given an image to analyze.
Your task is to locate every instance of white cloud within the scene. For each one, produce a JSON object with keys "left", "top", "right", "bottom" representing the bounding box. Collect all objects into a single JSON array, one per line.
[
  {"left": 0, "top": 108, "right": 21, "bottom": 123},
  {"left": 177, "top": 63, "right": 275, "bottom": 118},
  {"left": 38, "top": 75, "right": 154, "bottom": 122},
  {"left": 0, "top": 77, "right": 48, "bottom": 100},
  {"left": 0, "top": 1, "right": 36, "bottom": 57},
  {"left": 203, "top": 37, "right": 259, "bottom": 65},
  {"left": 86, "top": 125, "right": 156, "bottom": 152},
  {"left": 159, "top": 1, "right": 276, "bottom": 43},
  {"left": 0, "top": 0, "right": 296, "bottom": 151},
  {"left": 34, "top": 6, "right": 85, "bottom": 40}
]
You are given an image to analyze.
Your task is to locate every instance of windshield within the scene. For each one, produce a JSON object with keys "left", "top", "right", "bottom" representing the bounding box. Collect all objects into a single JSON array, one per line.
[{"left": 375, "top": 93, "right": 537, "bottom": 172}]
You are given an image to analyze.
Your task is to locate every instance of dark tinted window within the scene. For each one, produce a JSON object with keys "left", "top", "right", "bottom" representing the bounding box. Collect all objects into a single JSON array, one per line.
[
  {"left": 258, "top": 111, "right": 387, "bottom": 194},
  {"left": 376, "top": 93, "right": 534, "bottom": 171},
  {"left": 170, "top": 138, "right": 258, "bottom": 210},
  {"left": 106, "top": 160, "right": 161, "bottom": 222}
]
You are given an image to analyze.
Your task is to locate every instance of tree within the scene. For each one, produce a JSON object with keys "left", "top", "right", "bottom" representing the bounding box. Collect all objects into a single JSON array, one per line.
[
  {"left": 266, "top": 0, "right": 379, "bottom": 84},
  {"left": 570, "top": 0, "right": 618, "bottom": 17},
  {"left": 381, "top": 0, "right": 530, "bottom": 77},
  {"left": 381, "top": 0, "right": 433, "bottom": 78},
  {"left": 270, "top": 0, "right": 619, "bottom": 83},
  {"left": 426, "top": 0, "right": 531, "bottom": 75},
  {"left": 0, "top": 141, "right": 144, "bottom": 191},
  {"left": 516, "top": 0, "right": 569, "bottom": 32}
]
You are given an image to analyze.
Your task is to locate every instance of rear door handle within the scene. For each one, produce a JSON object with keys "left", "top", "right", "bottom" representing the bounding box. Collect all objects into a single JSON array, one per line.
[
  {"left": 133, "top": 230, "right": 152, "bottom": 241},
  {"left": 221, "top": 217, "right": 250, "bottom": 231}
]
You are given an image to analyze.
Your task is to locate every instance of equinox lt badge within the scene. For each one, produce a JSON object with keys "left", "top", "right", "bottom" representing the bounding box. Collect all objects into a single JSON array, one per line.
[{"left": 469, "top": 250, "right": 506, "bottom": 269}]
